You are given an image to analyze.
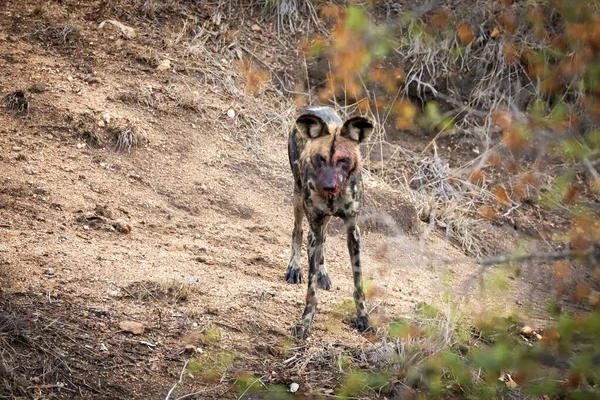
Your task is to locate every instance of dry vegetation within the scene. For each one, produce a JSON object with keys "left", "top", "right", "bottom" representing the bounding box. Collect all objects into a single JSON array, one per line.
[{"left": 1, "top": 0, "right": 599, "bottom": 399}]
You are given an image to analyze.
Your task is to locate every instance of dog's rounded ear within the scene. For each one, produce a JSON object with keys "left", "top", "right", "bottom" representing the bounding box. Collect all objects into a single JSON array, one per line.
[
  {"left": 296, "top": 114, "right": 327, "bottom": 139},
  {"left": 341, "top": 117, "right": 374, "bottom": 143}
]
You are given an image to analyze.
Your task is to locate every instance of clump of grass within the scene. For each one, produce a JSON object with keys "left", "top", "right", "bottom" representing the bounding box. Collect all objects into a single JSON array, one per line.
[
  {"left": 109, "top": 120, "right": 147, "bottom": 153},
  {"left": 360, "top": 302, "right": 476, "bottom": 397},
  {"left": 3, "top": 90, "right": 30, "bottom": 114},
  {"left": 409, "top": 144, "right": 492, "bottom": 257},
  {"left": 28, "top": 24, "right": 81, "bottom": 48},
  {"left": 186, "top": 350, "right": 236, "bottom": 383},
  {"left": 122, "top": 280, "right": 191, "bottom": 304}
]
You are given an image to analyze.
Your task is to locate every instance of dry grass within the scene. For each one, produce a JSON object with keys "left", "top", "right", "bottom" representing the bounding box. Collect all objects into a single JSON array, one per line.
[
  {"left": 3, "top": 90, "right": 30, "bottom": 114},
  {"left": 408, "top": 143, "right": 495, "bottom": 257},
  {"left": 109, "top": 119, "right": 148, "bottom": 153},
  {"left": 396, "top": 0, "right": 540, "bottom": 136},
  {"left": 26, "top": 23, "right": 82, "bottom": 49},
  {"left": 122, "top": 280, "right": 192, "bottom": 304}
]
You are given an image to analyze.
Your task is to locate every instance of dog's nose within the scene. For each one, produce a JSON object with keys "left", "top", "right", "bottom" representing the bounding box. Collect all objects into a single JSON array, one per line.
[{"left": 323, "top": 183, "right": 336, "bottom": 193}]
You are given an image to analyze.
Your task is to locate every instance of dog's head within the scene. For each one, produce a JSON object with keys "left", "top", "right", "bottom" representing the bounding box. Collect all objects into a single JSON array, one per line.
[{"left": 296, "top": 109, "right": 373, "bottom": 199}]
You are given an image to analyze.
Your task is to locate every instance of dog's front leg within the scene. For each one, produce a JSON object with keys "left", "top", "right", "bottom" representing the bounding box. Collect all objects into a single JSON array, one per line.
[
  {"left": 346, "top": 217, "right": 370, "bottom": 333},
  {"left": 291, "top": 216, "right": 326, "bottom": 339}
]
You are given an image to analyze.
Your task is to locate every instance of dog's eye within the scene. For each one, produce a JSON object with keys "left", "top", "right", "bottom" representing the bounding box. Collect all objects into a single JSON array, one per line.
[
  {"left": 337, "top": 157, "right": 351, "bottom": 168},
  {"left": 314, "top": 154, "right": 326, "bottom": 166}
]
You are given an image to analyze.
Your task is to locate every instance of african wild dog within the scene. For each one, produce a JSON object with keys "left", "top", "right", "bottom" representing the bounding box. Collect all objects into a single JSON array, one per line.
[{"left": 285, "top": 106, "right": 374, "bottom": 339}]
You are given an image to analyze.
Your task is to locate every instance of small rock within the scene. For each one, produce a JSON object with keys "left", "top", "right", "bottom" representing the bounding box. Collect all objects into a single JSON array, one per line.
[
  {"left": 156, "top": 59, "right": 171, "bottom": 71},
  {"left": 184, "top": 344, "right": 196, "bottom": 353},
  {"left": 251, "top": 24, "right": 262, "bottom": 33},
  {"left": 99, "top": 343, "right": 108, "bottom": 352},
  {"left": 290, "top": 383, "right": 299, "bottom": 393},
  {"left": 85, "top": 76, "right": 100, "bottom": 84},
  {"left": 76, "top": 143, "right": 86, "bottom": 149},
  {"left": 119, "top": 320, "right": 145, "bottom": 335},
  {"left": 227, "top": 108, "right": 235, "bottom": 119},
  {"left": 98, "top": 19, "right": 136, "bottom": 39},
  {"left": 67, "top": 75, "right": 74, "bottom": 82},
  {"left": 44, "top": 267, "right": 55, "bottom": 277},
  {"left": 200, "top": 184, "right": 207, "bottom": 192},
  {"left": 231, "top": 304, "right": 241, "bottom": 311},
  {"left": 29, "top": 83, "right": 49, "bottom": 93},
  {"left": 23, "top": 165, "right": 35, "bottom": 175},
  {"left": 12, "top": 146, "right": 22, "bottom": 151},
  {"left": 520, "top": 326, "right": 534, "bottom": 335},
  {"left": 113, "top": 220, "right": 132, "bottom": 234}
]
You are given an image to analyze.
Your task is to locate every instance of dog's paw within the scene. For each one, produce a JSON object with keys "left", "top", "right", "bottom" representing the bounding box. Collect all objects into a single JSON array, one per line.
[
  {"left": 290, "top": 323, "right": 311, "bottom": 339},
  {"left": 316, "top": 271, "right": 332, "bottom": 290},
  {"left": 355, "top": 315, "right": 371, "bottom": 333},
  {"left": 285, "top": 264, "right": 303, "bottom": 284}
]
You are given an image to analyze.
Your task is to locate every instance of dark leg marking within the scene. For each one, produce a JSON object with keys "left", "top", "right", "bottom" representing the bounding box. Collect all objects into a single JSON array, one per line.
[
  {"left": 347, "top": 219, "right": 370, "bottom": 333},
  {"left": 285, "top": 191, "right": 304, "bottom": 284},
  {"left": 316, "top": 216, "right": 332, "bottom": 290},
  {"left": 291, "top": 217, "right": 326, "bottom": 338}
]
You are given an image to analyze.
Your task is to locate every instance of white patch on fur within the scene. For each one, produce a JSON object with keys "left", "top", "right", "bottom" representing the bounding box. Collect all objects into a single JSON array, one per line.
[
  {"left": 297, "top": 116, "right": 325, "bottom": 139},
  {"left": 342, "top": 117, "right": 374, "bottom": 143},
  {"left": 346, "top": 126, "right": 361, "bottom": 141},
  {"left": 308, "top": 122, "right": 322, "bottom": 138}
]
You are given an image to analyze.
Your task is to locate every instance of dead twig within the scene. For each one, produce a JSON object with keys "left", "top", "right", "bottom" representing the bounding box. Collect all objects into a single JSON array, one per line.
[
  {"left": 165, "top": 359, "right": 189, "bottom": 400},
  {"left": 478, "top": 247, "right": 592, "bottom": 267}
]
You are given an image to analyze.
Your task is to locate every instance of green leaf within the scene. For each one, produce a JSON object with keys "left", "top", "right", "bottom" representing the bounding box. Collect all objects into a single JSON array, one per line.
[
  {"left": 389, "top": 319, "right": 410, "bottom": 339},
  {"left": 561, "top": 139, "right": 592, "bottom": 161},
  {"left": 346, "top": 6, "right": 368, "bottom": 32},
  {"left": 470, "top": 341, "right": 513, "bottom": 372},
  {"left": 584, "top": 63, "right": 600, "bottom": 92},
  {"left": 418, "top": 302, "right": 440, "bottom": 319}
]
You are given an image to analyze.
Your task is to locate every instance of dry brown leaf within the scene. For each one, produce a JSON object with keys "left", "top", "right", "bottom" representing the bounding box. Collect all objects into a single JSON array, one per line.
[
  {"left": 504, "top": 126, "right": 528, "bottom": 152},
  {"left": 478, "top": 205, "right": 497, "bottom": 220},
  {"left": 430, "top": 9, "right": 450, "bottom": 29},
  {"left": 469, "top": 168, "right": 484, "bottom": 184},
  {"left": 394, "top": 100, "right": 417, "bottom": 130},
  {"left": 319, "top": 3, "right": 342, "bottom": 20},
  {"left": 575, "top": 283, "right": 591, "bottom": 301},
  {"left": 457, "top": 22, "right": 475, "bottom": 45},
  {"left": 563, "top": 184, "right": 580, "bottom": 205},
  {"left": 491, "top": 27, "right": 501, "bottom": 38},
  {"left": 490, "top": 109, "right": 512, "bottom": 130},
  {"left": 553, "top": 261, "right": 571, "bottom": 279},
  {"left": 494, "top": 185, "right": 511, "bottom": 206},
  {"left": 502, "top": 43, "right": 518, "bottom": 64}
]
